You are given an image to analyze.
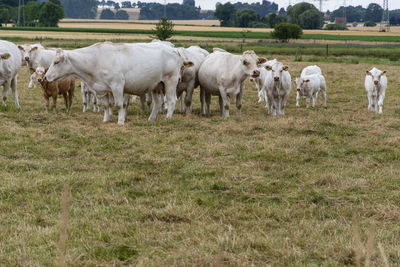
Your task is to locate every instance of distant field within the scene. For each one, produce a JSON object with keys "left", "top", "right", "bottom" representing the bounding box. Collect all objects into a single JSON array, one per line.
[{"left": 61, "top": 18, "right": 221, "bottom": 26}]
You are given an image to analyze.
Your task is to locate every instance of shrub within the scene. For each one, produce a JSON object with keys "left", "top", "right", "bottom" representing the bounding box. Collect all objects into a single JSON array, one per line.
[
  {"left": 100, "top": 9, "right": 114, "bottom": 20},
  {"left": 271, "top": 22, "right": 302, "bottom": 42},
  {"left": 153, "top": 17, "right": 174, "bottom": 41},
  {"left": 325, "top": 24, "right": 348, "bottom": 30},
  {"left": 248, "top": 21, "right": 268, "bottom": 28},
  {"left": 364, "top": 21, "right": 377, "bottom": 27}
]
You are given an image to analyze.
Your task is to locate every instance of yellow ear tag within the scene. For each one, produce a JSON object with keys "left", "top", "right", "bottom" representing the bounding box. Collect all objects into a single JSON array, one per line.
[
  {"left": 185, "top": 63, "right": 192, "bottom": 67},
  {"left": 382, "top": 73, "right": 386, "bottom": 76},
  {"left": 283, "top": 66, "right": 288, "bottom": 71},
  {"left": 265, "top": 66, "right": 271, "bottom": 71},
  {"left": 2, "top": 54, "right": 9, "bottom": 59}
]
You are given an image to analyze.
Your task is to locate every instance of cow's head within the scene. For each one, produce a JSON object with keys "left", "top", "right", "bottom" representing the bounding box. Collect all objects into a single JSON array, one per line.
[
  {"left": 240, "top": 50, "right": 266, "bottom": 78},
  {"left": 366, "top": 69, "right": 387, "bottom": 86},
  {"left": 24, "top": 45, "right": 42, "bottom": 63},
  {"left": 45, "top": 49, "right": 71, "bottom": 82},
  {"left": 35, "top": 66, "right": 48, "bottom": 83},
  {"left": 179, "top": 61, "right": 194, "bottom": 80},
  {"left": 294, "top": 77, "right": 310, "bottom": 92},
  {"left": 266, "top": 63, "right": 289, "bottom": 84}
]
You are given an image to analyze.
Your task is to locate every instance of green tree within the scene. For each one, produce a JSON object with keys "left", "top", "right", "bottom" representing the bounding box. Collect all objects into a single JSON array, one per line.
[
  {"left": 235, "top": 9, "right": 258, "bottom": 28},
  {"left": 153, "top": 17, "right": 174, "bottom": 41},
  {"left": 271, "top": 22, "right": 302, "bottom": 42},
  {"left": 365, "top": 3, "right": 383, "bottom": 23},
  {"left": 183, "top": 0, "right": 195, "bottom": 7},
  {"left": 38, "top": 0, "right": 64, "bottom": 27},
  {"left": 115, "top": 9, "right": 129, "bottom": 20},
  {"left": 287, "top": 2, "right": 315, "bottom": 25},
  {"left": 61, "top": 0, "right": 98, "bottom": 19},
  {"left": 100, "top": 8, "right": 114, "bottom": 19},
  {"left": 25, "top": 1, "right": 40, "bottom": 26},
  {"left": 0, "top": 7, "right": 9, "bottom": 26},
  {"left": 265, "top": 13, "right": 287, "bottom": 28},
  {"left": 215, "top": 3, "right": 235, "bottom": 27},
  {"left": 299, "top": 9, "right": 322, "bottom": 29},
  {"left": 364, "top": 21, "right": 376, "bottom": 27}
]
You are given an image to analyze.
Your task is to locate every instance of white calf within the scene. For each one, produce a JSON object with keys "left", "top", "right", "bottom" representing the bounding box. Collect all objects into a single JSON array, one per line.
[
  {"left": 295, "top": 74, "right": 326, "bottom": 108},
  {"left": 365, "top": 67, "right": 387, "bottom": 114},
  {"left": 81, "top": 81, "right": 99, "bottom": 112}
]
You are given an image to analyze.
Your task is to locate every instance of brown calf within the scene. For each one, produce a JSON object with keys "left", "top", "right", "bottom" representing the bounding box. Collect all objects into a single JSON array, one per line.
[{"left": 35, "top": 66, "right": 75, "bottom": 113}]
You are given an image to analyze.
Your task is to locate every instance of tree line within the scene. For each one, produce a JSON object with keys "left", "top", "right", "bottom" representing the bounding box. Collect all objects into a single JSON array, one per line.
[{"left": 0, "top": 0, "right": 64, "bottom": 27}]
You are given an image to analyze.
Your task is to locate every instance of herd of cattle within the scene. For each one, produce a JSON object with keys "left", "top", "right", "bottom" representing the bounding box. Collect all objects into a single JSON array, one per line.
[{"left": 0, "top": 39, "right": 389, "bottom": 124}]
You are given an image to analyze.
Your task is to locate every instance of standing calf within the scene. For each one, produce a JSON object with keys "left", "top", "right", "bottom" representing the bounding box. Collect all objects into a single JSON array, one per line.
[
  {"left": 36, "top": 66, "right": 75, "bottom": 113},
  {"left": 295, "top": 65, "right": 326, "bottom": 108},
  {"left": 365, "top": 67, "right": 387, "bottom": 114}
]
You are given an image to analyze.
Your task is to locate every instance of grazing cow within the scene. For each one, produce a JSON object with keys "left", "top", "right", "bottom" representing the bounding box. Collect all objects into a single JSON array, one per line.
[
  {"left": 36, "top": 66, "right": 75, "bottom": 113},
  {"left": 80, "top": 81, "right": 100, "bottom": 112},
  {"left": 295, "top": 65, "right": 326, "bottom": 108},
  {"left": 45, "top": 42, "right": 193, "bottom": 124},
  {"left": 365, "top": 67, "right": 387, "bottom": 114},
  {"left": 198, "top": 49, "right": 266, "bottom": 116},
  {"left": 176, "top": 46, "right": 209, "bottom": 114},
  {"left": 263, "top": 61, "right": 291, "bottom": 116},
  {"left": 0, "top": 40, "right": 22, "bottom": 109}
]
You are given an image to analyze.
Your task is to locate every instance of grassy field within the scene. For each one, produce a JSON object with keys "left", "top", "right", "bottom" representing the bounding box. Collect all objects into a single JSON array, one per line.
[{"left": 1, "top": 50, "right": 400, "bottom": 265}]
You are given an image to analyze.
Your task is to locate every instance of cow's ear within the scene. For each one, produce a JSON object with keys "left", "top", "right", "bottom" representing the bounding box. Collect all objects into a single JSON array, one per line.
[
  {"left": 31, "top": 46, "right": 38, "bottom": 51},
  {"left": 242, "top": 59, "right": 249, "bottom": 66},
  {"left": 184, "top": 61, "right": 194, "bottom": 68},
  {"left": 282, "top": 65, "right": 289, "bottom": 71},
  {"left": 18, "top": 45, "right": 24, "bottom": 50},
  {"left": 265, "top": 65, "right": 272, "bottom": 71},
  {"left": 257, "top": 57, "right": 267, "bottom": 65},
  {"left": 305, "top": 79, "right": 310, "bottom": 82},
  {"left": 45, "top": 68, "right": 49, "bottom": 73},
  {"left": 1, "top": 53, "right": 10, "bottom": 60},
  {"left": 382, "top": 70, "right": 387, "bottom": 76},
  {"left": 366, "top": 70, "right": 371, "bottom": 76}
]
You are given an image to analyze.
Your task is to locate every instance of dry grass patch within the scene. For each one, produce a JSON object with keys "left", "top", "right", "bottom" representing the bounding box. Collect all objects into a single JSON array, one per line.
[{"left": 0, "top": 56, "right": 399, "bottom": 265}]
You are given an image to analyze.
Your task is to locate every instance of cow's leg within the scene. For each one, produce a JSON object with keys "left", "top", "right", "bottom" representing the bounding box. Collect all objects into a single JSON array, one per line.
[
  {"left": 296, "top": 91, "right": 300, "bottom": 107},
  {"left": 205, "top": 91, "right": 211, "bottom": 116},
  {"left": 200, "top": 86, "right": 206, "bottom": 116},
  {"left": 92, "top": 93, "right": 98, "bottom": 112},
  {"left": 178, "top": 91, "right": 184, "bottom": 113},
  {"left": 378, "top": 93, "right": 385, "bottom": 114},
  {"left": 131, "top": 95, "right": 137, "bottom": 104},
  {"left": 148, "top": 92, "right": 162, "bottom": 122},
  {"left": 367, "top": 92, "right": 373, "bottom": 111},
  {"left": 11, "top": 76, "right": 20, "bottom": 110},
  {"left": 272, "top": 97, "right": 278, "bottom": 116},
  {"left": 263, "top": 90, "right": 268, "bottom": 108},
  {"left": 374, "top": 95, "right": 378, "bottom": 113},
  {"left": 312, "top": 92, "right": 318, "bottom": 108},
  {"left": 236, "top": 83, "right": 245, "bottom": 115},
  {"left": 123, "top": 94, "right": 130, "bottom": 120},
  {"left": 164, "top": 76, "right": 179, "bottom": 119},
  {"left": 68, "top": 87, "right": 74, "bottom": 112},
  {"left": 281, "top": 93, "right": 289, "bottom": 115},
  {"left": 111, "top": 88, "right": 126, "bottom": 125},
  {"left": 219, "top": 87, "right": 230, "bottom": 117},
  {"left": 306, "top": 97, "right": 310, "bottom": 108},
  {"left": 219, "top": 95, "right": 223, "bottom": 115},
  {"left": 139, "top": 95, "right": 146, "bottom": 112},
  {"left": 2, "top": 81, "right": 11, "bottom": 108},
  {"left": 81, "top": 86, "right": 87, "bottom": 112},
  {"left": 43, "top": 93, "right": 49, "bottom": 113},
  {"left": 146, "top": 91, "right": 152, "bottom": 111},
  {"left": 52, "top": 94, "right": 58, "bottom": 113},
  {"left": 320, "top": 86, "right": 327, "bottom": 107},
  {"left": 100, "top": 96, "right": 110, "bottom": 122},
  {"left": 185, "top": 84, "right": 194, "bottom": 114}
]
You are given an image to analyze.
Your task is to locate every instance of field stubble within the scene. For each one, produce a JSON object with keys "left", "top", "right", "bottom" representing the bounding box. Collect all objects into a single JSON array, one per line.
[{"left": 0, "top": 56, "right": 400, "bottom": 265}]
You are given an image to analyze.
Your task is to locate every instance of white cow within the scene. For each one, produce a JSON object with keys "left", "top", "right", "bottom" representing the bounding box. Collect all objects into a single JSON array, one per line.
[
  {"left": 17, "top": 44, "right": 44, "bottom": 88},
  {"left": 300, "top": 65, "right": 322, "bottom": 77},
  {"left": 176, "top": 46, "right": 209, "bottom": 114},
  {"left": 295, "top": 65, "right": 326, "bottom": 108},
  {"left": 81, "top": 81, "right": 100, "bottom": 112},
  {"left": 263, "top": 61, "right": 291, "bottom": 116},
  {"left": 0, "top": 40, "right": 22, "bottom": 109},
  {"left": 45, "top": 42, "right": 193, "bottom": 124},
  {"left": 198, "top": 49, "right": 266, "bottom": 116},
  {"left": 25, "top": 45, "right": 56, "bottom": 71},
  {"left": 250, "top": 58, "right": 277, "bottom": 106},
  {"left": 365, "top": 67, "right": 387, "bottom": 114}
]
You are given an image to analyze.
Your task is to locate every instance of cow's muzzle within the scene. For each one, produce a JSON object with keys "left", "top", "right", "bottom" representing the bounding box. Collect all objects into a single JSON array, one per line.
[
  {"left": 252, "top": 70, "right": 260, "bottom": 78},
  {"left": 274, "top": 77, "right": 280, "bottom": 81},
  {"left": 25, "top": 56, "right": 29, "bottom": 61},
  {"left": 374, "top": 80, "right": 379, "bottom": 85}
]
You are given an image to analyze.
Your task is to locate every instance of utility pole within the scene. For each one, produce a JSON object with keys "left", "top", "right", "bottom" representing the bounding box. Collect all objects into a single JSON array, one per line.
[
  {"left": 380, "top": 0, "right": 390, "bottom": 32},
  {"left": 17, "top": 0, "right": 25, "bottom": 27},
  {"left": 164, "top": 0, "right": 167, "bottom": 18}
]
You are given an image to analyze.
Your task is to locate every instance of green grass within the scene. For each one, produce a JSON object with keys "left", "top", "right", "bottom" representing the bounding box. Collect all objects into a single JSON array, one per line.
[
  {"left": 0, "top": 56, "right": 399, "bottom": 265},
  {"left": 2, "top": 26, "right": 400, "bottom": 42}
]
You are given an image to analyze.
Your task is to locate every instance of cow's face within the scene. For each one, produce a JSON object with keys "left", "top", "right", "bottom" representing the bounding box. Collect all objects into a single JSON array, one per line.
[
  {"left": 366, "top": 69, "right": 386, "bottom": 86},
  {"left": 25, "top": 45, "right": 41, "bottom": 63},
  {"left": 240, "top": 50, "right": 266, "bottom": 78},
  {"left": 179, "top": 61, "right": 194, "bottom": 81},
  {"left": 267, "top": 63, "right": 289, "bottom": 84},
  {"left": 295, "top": 77, "right": 309, "bottom": 92},
  {"left": 17, "top": 44, "right": 29, "bottom": 64},
  {"left": 45, "top": 49, "right": 72, "bottom": 82},
  {"left": 35, "top": 66, "right": 47, "bottom": 83}
]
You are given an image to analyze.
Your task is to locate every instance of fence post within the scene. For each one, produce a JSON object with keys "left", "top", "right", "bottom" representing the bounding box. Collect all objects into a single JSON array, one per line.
[
  {"left": 326, "top": 44, "right": 329, "bottom": 57},
  {"left": 295, "top": 47, "right": 299, "bottom": 61},
  {"left": 240, "top": 43, "right": 243, "bottom": 53}
]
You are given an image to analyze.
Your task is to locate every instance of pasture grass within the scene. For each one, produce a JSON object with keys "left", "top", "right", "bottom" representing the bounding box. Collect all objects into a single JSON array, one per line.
[{"left": 0, "top": 57, "right": 400, "bottom": 266}]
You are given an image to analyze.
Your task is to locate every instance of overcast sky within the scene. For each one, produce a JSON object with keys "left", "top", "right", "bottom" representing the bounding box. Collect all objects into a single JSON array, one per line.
[{"left": 119, "top": 1, "right": 400, "bottom": 12}]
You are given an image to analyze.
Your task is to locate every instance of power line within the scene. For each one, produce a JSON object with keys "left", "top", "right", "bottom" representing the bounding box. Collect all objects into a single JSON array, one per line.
[
  {"left": 17, "top": 0, "right": 25, "bottom": 27},
  {"left": 380, "top": 0, "right": 390, "bottom": 32}
]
